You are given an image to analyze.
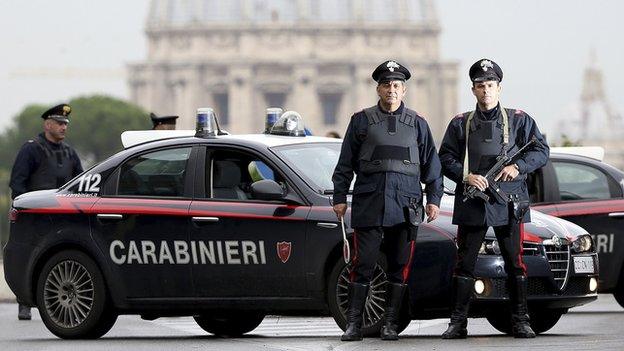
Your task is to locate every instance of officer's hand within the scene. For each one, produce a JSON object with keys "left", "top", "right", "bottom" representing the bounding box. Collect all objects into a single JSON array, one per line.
[
  {"left": 333, "top": 203, "right": 347, "bottom": 219},
  {"left": 494, "top": 164, "right": 519, "bottom": 182},
  {"left": 425, "top": 204, "right": 439, "bottom": 222},
  {"left": 467, "top": 173, "right": 488, "bottom": 191}
]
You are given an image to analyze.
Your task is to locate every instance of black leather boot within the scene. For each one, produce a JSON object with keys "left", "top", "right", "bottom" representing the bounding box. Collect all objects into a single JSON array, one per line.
[
  {"left": 380, "top": 282, "right": 407, "bottom": 340},
  {"left": 442, "top": 276, "right": 474, "bottom": 339},
  {"left": 18, "top": 303, "right": 31, "bottom": 320},
  {"left": 341, "top": 282, "right": 370, "bottom": 341},
  {"left": 510, "top": 275, "right": 536, "bottom": 338}
]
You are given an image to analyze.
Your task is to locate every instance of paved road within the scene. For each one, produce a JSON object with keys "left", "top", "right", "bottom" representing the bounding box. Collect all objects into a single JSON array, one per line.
[{"left": 0, "top": 295, "right": 622, "bottom": 351}]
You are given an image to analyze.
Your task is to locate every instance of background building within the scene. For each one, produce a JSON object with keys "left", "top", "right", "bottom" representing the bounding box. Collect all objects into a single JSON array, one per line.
[
  {"left": 127, "top": 0, "right": 458, "bottom": 139},
  {"left": 558, "top": 51, "right": 624, "bottom": 169}
]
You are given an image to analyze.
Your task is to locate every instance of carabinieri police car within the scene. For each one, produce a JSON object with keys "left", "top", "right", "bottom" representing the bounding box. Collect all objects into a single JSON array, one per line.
[
  {"left": 526, "top": 147, "right": 624, "bottom": 308},
  {"left": 4, "top": 109, "right": 598, "bottom": 339}
]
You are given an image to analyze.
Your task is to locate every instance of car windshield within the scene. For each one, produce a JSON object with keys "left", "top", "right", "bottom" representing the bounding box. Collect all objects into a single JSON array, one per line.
[{"left": 272, "top": 142, "right": 352, "bottom": 193}]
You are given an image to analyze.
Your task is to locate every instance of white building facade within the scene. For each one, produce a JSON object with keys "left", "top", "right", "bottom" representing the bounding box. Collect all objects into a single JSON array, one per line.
[{"left": 128, "top": 0, "right": 458, "bottom": 139}]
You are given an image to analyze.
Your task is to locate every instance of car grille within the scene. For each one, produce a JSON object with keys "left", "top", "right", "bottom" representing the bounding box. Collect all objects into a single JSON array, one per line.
[
  {"left": 489, "top": 277, "right": 589, "bottom": 297},
  {"left": 543, "top": 243, "right": 570, "bottom": 290},
  {"left": 522, "top": 242, "right": 541, "bottom": 256}
]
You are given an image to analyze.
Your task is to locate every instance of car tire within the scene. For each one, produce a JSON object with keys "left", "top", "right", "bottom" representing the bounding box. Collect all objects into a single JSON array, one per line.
[
  {"left": 326, "top": 257, "right": 411, "bottom": 337},
  {"left": 486, "top": 309, "right": 564, "bottom": 335},
  {"left": 194, "top": 312, "right": 265, "bottom": 336},
  {"left": 36, "top": 250, "right": 117, "bottom": 339},
  {"left": 614, "top": 281, "right": 624, "bottom": 309}
]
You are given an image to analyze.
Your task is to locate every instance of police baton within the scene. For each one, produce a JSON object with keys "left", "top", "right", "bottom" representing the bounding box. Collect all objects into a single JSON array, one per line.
[{"left": 340, "top": 216, "right": 350, "bottom": 264}]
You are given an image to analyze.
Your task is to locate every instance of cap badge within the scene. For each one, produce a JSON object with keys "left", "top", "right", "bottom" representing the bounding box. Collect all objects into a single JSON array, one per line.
[
  {"left": 386, "top": 60, "right": 400, "bottom": 72},
  {"left": 480, "top": 60, "right": 493, "bottom": 72},
  {"left": 62, "top": 105, "right": 71, "bottom": 115}
]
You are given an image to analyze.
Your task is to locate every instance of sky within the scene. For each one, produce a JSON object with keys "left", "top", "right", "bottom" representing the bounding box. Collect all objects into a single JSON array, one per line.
[{"left": 1, "top": 0, "right": 623, "bottom": 141}]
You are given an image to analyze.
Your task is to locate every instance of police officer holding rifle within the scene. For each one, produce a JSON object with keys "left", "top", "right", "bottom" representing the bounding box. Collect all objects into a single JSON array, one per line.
[{"left": 438, "top": 59, "right": 549, "bottom": 338}]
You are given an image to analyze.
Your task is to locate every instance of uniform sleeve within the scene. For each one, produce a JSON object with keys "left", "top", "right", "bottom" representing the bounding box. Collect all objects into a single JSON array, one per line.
[
  {"left": 332, "top": 115, "right": 361, "bottom": 205},
  {"left": 9, "top": 144, "right": 38, "bottom": 199},
  {"left": 417, "top": 120, "right": 443, "bottom": 207},
  {"left": 514, "top": 114, "right": 550, "bottom": 174},
  {"left": 71, "top": 148, "right": 84, "bottom": 176},
  {"left": 438, "top": 118, "right": 465, "bottom": 184}
]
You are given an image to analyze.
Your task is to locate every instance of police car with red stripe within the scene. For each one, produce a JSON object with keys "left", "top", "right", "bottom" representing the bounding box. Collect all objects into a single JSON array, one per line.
[
  {"left": 526, "top": 147, "right": 624, "bottom": 308},
  {"left": 4, "top": 108, "right": 598, "bottom": 339}
]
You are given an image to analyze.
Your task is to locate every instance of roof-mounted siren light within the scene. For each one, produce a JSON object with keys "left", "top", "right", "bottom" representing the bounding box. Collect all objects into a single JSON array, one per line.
[
  {"left": 269, "top": 110, "right": 306, "bottom": 137},
  {"left": 195, "top": 107, "right": 226, "bottom": 138},
  {"left": 264, "top": 107, "right": 283, "bottom": 133}
]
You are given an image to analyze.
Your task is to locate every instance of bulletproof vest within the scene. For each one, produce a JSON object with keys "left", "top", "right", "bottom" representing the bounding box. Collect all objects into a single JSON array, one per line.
[
  {"left": 467, "top": 108, "right": 516, "bottom": 175},
  {"left": 358, "top": 105, "right": 420, "bottom": 176},
  {"left": 27, "top": 135, "right": 75, "bottom": 191}
]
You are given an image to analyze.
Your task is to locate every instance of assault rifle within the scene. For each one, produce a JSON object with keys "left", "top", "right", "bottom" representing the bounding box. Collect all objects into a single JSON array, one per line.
[{"left": 463, "top": 138, "right": 536, "bottom": 204}]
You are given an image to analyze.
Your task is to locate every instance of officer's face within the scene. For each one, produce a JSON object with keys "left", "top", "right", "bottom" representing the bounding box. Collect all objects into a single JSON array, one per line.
[
  {"left": 377, "top": 81, "right": 406, "bottom": 108},
  {"left": 44, "top": 119, "right": 68, "bottom": 142},
  {"left": 472, "top": 80, "right": 501, "bottom": 110},
  {"left": 153, "top": 124, "right": 175, "bottom": 130}
]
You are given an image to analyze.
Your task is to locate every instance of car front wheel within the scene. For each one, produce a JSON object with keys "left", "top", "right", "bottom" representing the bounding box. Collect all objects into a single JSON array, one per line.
[
  {"left": 614, "top": 282, "right": 624, "bottom": 308},
  {"left": 326, "top": 257, "right": 410, "bottom": 337},
  {"left": 194, "top": 312, "right": 265, "bottom": 336},
  {"left": 36, "top": 250, "right": 117, "bottom": 339}
]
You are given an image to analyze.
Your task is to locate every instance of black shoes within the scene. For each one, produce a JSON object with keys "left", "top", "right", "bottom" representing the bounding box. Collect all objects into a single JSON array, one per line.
[
  {"left": 341, "top": 282, "right": 370, "bottom": 341},
  {"left": 510, "top": 275, "right": 536, "bottom": 338},
  {"left": 380, "top": 282, "right": 407, "bottom": 340},
  {"left": 442, "top": 276, "right": 474, "bottom": 339}
]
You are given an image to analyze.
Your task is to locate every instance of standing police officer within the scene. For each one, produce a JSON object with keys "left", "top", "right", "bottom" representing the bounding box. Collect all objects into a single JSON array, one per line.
[
  {"left": 9, "top": 103, "right": 83, "bottom": 320},
  {"left": 332, "top": 60, "right": 443, "bottom": 341},
  {"left": 438, "top": 59, "right": 549, "bottom": 339}
]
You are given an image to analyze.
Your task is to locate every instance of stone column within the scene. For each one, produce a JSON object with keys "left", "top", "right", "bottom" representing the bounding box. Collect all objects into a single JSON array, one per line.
[
  {"left": 228, "top": 65, "right": 254, "bottom": 134},
  {"left": 291, "top": 64, "right": 319, "bottom": 133}
]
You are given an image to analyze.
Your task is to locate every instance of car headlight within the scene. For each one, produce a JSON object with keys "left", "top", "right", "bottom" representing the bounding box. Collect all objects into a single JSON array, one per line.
[
  {"left": 572, "top": 235, "right": 594, "bottom": 253},
  {"left": 479, "top": 240, "right": 501, "bottom": 255}
]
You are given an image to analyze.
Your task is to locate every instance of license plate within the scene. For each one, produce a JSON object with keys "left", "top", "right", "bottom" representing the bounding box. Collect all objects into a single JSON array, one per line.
[{"left": 573, "top": 256, "right": 594, "bottom": 274}]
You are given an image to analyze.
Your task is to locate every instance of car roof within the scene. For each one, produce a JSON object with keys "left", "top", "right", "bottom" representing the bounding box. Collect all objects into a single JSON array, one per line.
[{"left": 121, "top": 130, "right": 341, "bottom": 149}]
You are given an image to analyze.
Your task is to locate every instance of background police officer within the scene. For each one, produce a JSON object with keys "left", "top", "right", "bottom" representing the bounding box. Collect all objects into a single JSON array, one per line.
[
  {"left": 9, "top": 103, "right": 83, "bottom": 320},
  {"left": 332, "top": 60, "right": 443, "bottom": 341},
  {"left": 438, "top": 59, "right": 549, "bottom": 339},
  {"left": 150, "top": 112, "right": 178, "bottom": 130}
]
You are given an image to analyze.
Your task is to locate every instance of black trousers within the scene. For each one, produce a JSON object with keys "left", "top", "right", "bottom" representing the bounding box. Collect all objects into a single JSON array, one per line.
[
  {"left": 351, "top": 224, "right": 416, "bottom": 284},
  {"left": 455, "top": 223, "right": 527, "bottom": 278}
]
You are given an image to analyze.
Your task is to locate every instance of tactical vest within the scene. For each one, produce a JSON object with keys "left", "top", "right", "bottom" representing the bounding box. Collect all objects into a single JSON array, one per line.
[
  {"left": 466, "top": 108, "right": 519, "bottom": 175},
  {"left": 27, "top": 135, "right": 75, "bottom": 191},
  {"left": 358, "top": 105, "right": 420, "bottom": 176}
]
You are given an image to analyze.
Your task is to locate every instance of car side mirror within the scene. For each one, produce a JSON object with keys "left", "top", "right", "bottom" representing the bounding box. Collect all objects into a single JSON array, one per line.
[{"left": 251, "top": 179, "right": 285, "bottom": 201}]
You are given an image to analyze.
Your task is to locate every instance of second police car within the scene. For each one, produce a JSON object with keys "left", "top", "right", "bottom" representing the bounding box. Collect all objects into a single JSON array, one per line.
[
  {"left": 4, "top": 109, "right": 598, "bottom": 339},
  {"left": 526, "top": 147, "right": 624, "bottom": 307}
]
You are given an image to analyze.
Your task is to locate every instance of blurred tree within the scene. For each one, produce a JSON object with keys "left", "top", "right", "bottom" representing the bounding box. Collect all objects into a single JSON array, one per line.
[
  {"left": 0, "top": 95, "right": 150, "bottom": 172},
  {"left": 557, "top": 134, "right": 582, "bottom": 147}
]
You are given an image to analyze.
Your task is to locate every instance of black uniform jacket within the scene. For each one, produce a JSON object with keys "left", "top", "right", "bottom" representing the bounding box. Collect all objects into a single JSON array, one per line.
[
  {"left": 332, "top": 102, "right": 443, "bottom": 228},
  {"left": 9, "top": 133, "right": 83, "bottom": 199},
  {"left": 438, "top": 106, "right": 549, "bottom": 226}
]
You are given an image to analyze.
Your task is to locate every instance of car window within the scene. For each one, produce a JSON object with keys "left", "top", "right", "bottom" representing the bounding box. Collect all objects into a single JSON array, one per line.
[
  {"left": 272, "top": 142, "right": 350, "bottom": 193},
  {"left": 207, "top": 149, "right": 284, "bottom": 200},
  {"left": 552, "top": 161, "right": 611, "bottom": 201},
  {"left": 118, "top": 147, "right": 191, "bottom": 197}
]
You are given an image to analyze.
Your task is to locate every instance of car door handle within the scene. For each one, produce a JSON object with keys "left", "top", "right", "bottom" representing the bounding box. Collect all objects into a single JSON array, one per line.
[
  {"left": 96, "top": 214, "right": 123, "bottom": 220},
  {"left": 317, "top": 222, "right": 338, "bottom": 229},
  {"left": 192, "top": 217, "right": 220, "bottom": 223},
  {"left": 608, "top": 212, "right": 624, "bottom": 218}
]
